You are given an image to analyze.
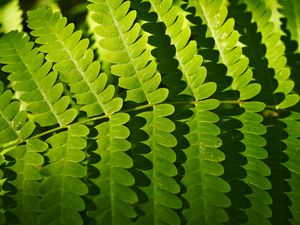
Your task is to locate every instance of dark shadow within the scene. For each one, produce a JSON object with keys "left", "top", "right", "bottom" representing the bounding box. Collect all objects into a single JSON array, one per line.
[
  {"left": 0, "top": 70, "right": 10, "bottom": 88},
  {"left": 217, "top": 104, "right": 251, "bottom": 225},
  {"left": 184, "top": 5, "right": 233, "bottom": 97},
  {"left": 171, "top": 103, "right": 194, "bottom": 224},
  {"left": 0, "top": 0, "right": 10, "bottom": 6},
  {"left": 81, "top": 124, "right": 102, "bottom": 225},
  {"left": 264, "top": 115, "right": 292, "bottom": 225},
  {"left": 131, "top": 0, "right": 191, "bottom": 102},
  {"left": 127, "top": 109, "right": 152, "bottom": 221},
  {"left": 281, "top": 17, "right": 300, "bottom": 112}
]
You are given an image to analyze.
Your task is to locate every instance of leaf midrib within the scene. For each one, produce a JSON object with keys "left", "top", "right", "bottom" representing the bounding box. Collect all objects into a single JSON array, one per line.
[
  {"left": 45, "top": 20, "right": 109, "bottom": 115},
  {"left": 148, "top": 0, "right": 200, "bottom": 100}
]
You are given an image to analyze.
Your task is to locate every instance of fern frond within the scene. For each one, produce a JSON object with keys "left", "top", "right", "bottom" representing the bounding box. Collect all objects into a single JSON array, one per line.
[
  {"left": 88, "top": 113, "right": 137, "bottom": 225},
  {"left": 182, "top": 100, "right": 231, "bottom": 225},
  {"left": 5, "top": 140, "right": 47, "bottom": 225},
  {"left": 146, "top": 0, "right": 216, "bottom": 101},
  {"left": 0, "top": 0, "right": 22, "bottom": 33},
  {"left": 238, "top": 102, "right": 271, "bottom": 225},
  {"left": 190, "top": 0, "right": 261, "bottom": 99},
  {"left": 282, "top": 112, "right": 300, "bottom": 225},
  {"left": 135, "top": 3, "right": 230, "bottom": 223},
  {"left": 134, "top": 104, "right": 181, "bottom": 225},
  {"left": 237, "top": 2, "right": 299, "bottom": 223},
  {"left": 27, "top": 8, "right": 122, "bottom": 117},
  {"left": 0, "top": 2, "right": 299, "bottom": 225},
  {"left": 189, "top": 1, "right": 273, "bottom": 224},
  {"left": 38, "top": 125, "right": 89, "bottom": 225},
  {"left": 278, "top": 0, "right": 300, "bottom": 53},
  {"left": 88, "top": 0, "right": 168, "bottom": 104},
  {"left": 0, "top": 31, "right": 77, "bottom": 127},
  {"left": 0, "top": 82, "right": 35, "bottom": 147},
  {"left": 241, "top": 0, "right": 299, "bottom": 109}
]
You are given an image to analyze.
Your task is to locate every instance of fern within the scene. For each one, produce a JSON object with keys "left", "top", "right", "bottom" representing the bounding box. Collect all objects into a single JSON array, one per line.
[
  {"left": 88, "top": 2, "right": 182, "bottom": 224},
  {"left": 185, "top": 1, "right": 273, "bottom": 224},
  {"left": 88, "top": 113, "right": 137, "bottom": 225},
  {"left": 0, "top": 82, "right": 34, "bottom": 146},
  {"left": 0, "top": 31, "right": 77, "bottom": 127},
  {"left": 38, "top": 125, "right": 88, "bottom": 225},
  {"left": 0, "top": 0, "right": 300, "bottom": 225},
  {"left": 27, "top": 7, "right": 122, "bottom": 117},
  {"left": 282, "top": 112, "right": 300, "bottom": 225},
  {"left": 88, "top": 0, "right": 169, "bottom": 104},
  {"left": 6, "top": 140, "right": 47, "bottom": 224}
]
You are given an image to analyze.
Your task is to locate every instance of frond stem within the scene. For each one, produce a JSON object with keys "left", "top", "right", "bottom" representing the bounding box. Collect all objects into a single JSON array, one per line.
[{"left": 0, "top": 99, "right": 278, "bottom": 151}]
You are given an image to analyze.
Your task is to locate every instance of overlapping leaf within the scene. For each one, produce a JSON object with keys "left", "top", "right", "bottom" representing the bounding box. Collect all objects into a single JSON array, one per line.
[
  {"left": 0, "top": 1, "right": 299, "bottom": 225},
  {"left": 0, "top": 31, "right": 77, "bottom": 127},
  {"left": 282, "top": 112, "right": 300, "bottom": 225},
  {"left": 141, "top": 2, "right": 230, "bottom": 224},
  {"left": 238, "top": 102, "right": 271, "bottom": 225},
  {"left": 278, "top": 0, "right": 300, "bottom": 53},
  {"left": 146, "top": 0, "right": 216, "bottom": 101},
  {"left": 88, "top": 0, "right": 168, "bottom": 104},
  {"left": 189, "top": 1, "right": 272, "bottom": 224},
  {"left": 190, "top": 0, "right": 261, "bottom": 99},
  {"left": 241, "top": 0, "right": 299, "bottom": 109},
  {"left": 27, "top": 8, "right": 122, "bottom": 117}
]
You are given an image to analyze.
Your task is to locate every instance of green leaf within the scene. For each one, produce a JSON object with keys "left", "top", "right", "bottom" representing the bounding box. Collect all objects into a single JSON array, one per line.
[
  {"left": 88, "top": 0, "right": 167, "bottom": 104},
  {"left": 88, "top": 113, "right": 137, "bottom": 225},
  {"left": 279, "top": 0, "right": 300, "bottom": 53},
  {"left": 0, "top": 83, "right": 35, "bottom": 146},
  {"left": 0, "top": 31, "right": 77, "bottom": 126},
  {"left": 134, "top": 104, "right": 181, "bottom": 225},
  {"left": 0, "top": 2, "right": 299, "bottom": 225},
  {"left": 182, "top": 103, "right": 230, "bottom": 225},
  {"left": 37, "top": 125, "right": 88, "bottom": 225},
  {"left": 27, "top": 8, "right": 122, "bottom": 117},
  {"left": 277, "top": 94, "right": 300, "bottom": 109},
  {"left": 5, "top": 140, "right": 47, "bottom": 225},
  {"left": 241, "top": 101, "right": 265, "bottom": 112}
]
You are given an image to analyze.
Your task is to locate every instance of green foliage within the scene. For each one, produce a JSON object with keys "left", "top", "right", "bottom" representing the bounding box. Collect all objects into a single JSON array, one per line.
[{"left": 0, "top": 0, "right": 300, "bottom": 225}]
